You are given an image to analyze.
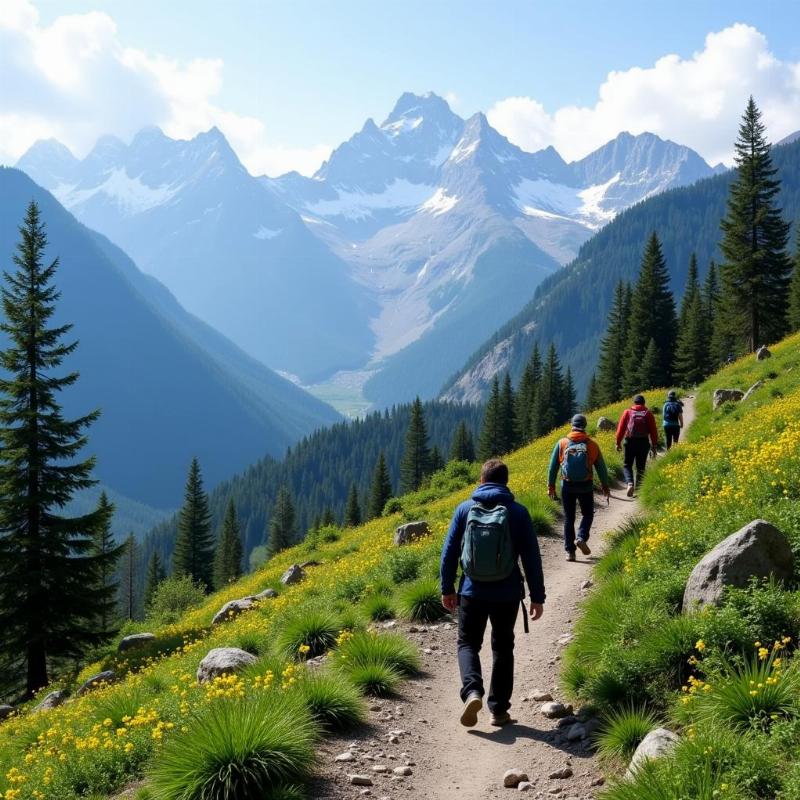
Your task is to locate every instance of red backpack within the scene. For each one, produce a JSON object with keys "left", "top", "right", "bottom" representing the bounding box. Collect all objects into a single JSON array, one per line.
[{"left": 626, "top": 409, "right": 650, "bottom": 439}]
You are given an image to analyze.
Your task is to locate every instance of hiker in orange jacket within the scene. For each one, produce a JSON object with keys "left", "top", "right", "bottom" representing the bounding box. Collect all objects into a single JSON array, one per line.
[{"left": 615, "top": 394, "right": 658, "bottom": 497}]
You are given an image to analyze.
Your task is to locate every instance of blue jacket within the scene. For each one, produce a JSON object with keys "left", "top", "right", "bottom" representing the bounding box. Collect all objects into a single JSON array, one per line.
[{"left": 440, "top": 483, "right": 546, "bottom": 604}]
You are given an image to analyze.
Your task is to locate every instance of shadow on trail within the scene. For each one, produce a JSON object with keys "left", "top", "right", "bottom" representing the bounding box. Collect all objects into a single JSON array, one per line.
[{"left": 467, "top": 722, "right": 594, "bottom": 759}]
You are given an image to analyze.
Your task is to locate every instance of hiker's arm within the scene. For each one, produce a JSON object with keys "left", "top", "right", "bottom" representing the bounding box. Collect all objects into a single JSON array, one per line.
[
  {"left": 679, "top": 413, "right": 684, "bottom": 428},
  {"left": 546, "top": 441, "right": 561, "bottom": 493},
  {"left": 518, "top": 510, "right": 546, "bottom": 605},
  {"left": 615, "top": 411, "right": 628, "bottom": 449},
  {"left": 594, "top": 449, "right": 610, "bottom": 492},
  {"left": 648, "top": 412, "right": 659, "bottom": 449},
  {"left": 440, "top": 506, "right": 466, "bottom": 597}
]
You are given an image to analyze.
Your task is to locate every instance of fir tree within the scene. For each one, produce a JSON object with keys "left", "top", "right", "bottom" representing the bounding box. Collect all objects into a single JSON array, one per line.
[
  {"left": 597, "top": 281, "right": 631, "bottom": 404},
  {"left": 120, "top": 533, "right": 137, "bottom": 622},
  {"left": 144, "top": 552, "right": 165, "bottom": 610},
  {"left": 585, "top": 372, "right": 601, "bottom": 410},
  {"left": 172, "top": 457, "right": 214, "bottom": 590},
  {"left": 320, "top": 507, "right": 336, "bottom": 528},
  {"left": 639, "top": 338, "right": 662, "bottom": 390},
  {"left": 788, "top": 228, "right": 800, "bottom": 332},
  {"left": 477, "top": 377, "right": 502, "bottom": 460},
  {"left": 399, "top": 397, "right": 431, "bottom": 492},
  {"left": 213, "top": 499, "right": 243, "bottom": 588},
  {"left": 718, "top": 97, "right": 791, "bottom": 352},
  {"left": 267, "top": 486, "right": 296, "bottom": 556},
  {"left": 344, "top": 482, "right": 361, "bottom": 527},
  {"left": 0, "top": 202, "right": 118, "bottom": 697},
  {"left": 367, "top": 452, "right": 393, "bottom": 519},
  {"left": 674, "top": 274, "right": 710, "bottom": 387},
  {"left": 92, "top": 492, "right": 124, "bottom": 639},
  {"left": 429, "top": 445, "right": 445, "bottom": 474},
  {"left": 561, "top": 368, "right": 577, "bottom": 421},
  {"left": 499, "top": 372, "right": 519, "bottom": 453},
  {"left": 622, "top": 233, "right": 678, "bottom": 393},
  {"left": 449, "top": 421, "right": 475, "bottom": 462},
  {"left": 678, "top": 254, "right": 700, "bottom": 330},
  {"left": 516, "top": 344, "right": 542, "bottom": 442},
  {"left": 532, "top": 344, "right": 565, "bottom": 436}
]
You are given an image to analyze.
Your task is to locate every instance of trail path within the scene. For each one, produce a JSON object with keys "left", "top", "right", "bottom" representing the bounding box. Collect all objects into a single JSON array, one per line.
[{"left": 316, "top": 398, "right": 695, "bottom": 800}]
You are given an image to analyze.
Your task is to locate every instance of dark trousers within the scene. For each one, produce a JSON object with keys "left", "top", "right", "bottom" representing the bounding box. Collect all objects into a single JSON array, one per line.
[
  {"left": 457, "top": 596, "right": 519, "bottom": 715},
  {"left": 561, "top": 483, "right": 594, "bottom": 552},
  {"left": 623, "top": 438, "right": 651, "bottom": 485},
  {"left": 664, "top": 426, "right": 680, "bottom": 449}
]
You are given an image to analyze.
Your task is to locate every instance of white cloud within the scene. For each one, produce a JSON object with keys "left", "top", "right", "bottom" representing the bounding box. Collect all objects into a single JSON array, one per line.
[
  {"left": 0, "top": 1, "right": 330, "bottom": 176},
  {"left": 488, "top": 24, "right": 800, "bottom": 166}
]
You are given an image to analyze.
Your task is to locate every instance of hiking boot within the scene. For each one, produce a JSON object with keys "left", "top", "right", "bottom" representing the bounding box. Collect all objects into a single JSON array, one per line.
[
  {"left": 576, "top": 539, "right": 591, "bottom": 556},
  {"left": 566, "top": 552, "right": 576, "bottom": 562},
  {"left": 490, "top": 711, "right": 513, "bottom": 727},
  {"left": 460, "top": 692, "right": 482, "bottom": 727},
  {"left": 626, "top": 483, "right": 635, "bottom": 497}
]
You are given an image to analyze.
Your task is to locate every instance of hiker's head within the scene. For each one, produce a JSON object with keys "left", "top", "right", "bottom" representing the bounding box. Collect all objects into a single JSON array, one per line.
[
  {"left": 667, "top": 390, "right": 677, "bottom": 401},
  {"left": 633, "top": 394, "right": 646, "bottom": 406},
  {"left": 480, "top": 458, "right": 509, "bottom": 485},
  {"left": 571, "top": 413, "right": 587, "bottom": 431}
]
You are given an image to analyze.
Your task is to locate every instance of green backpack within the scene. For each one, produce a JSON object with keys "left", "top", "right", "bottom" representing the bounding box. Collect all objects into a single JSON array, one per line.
[{"left": 460, "top": 503, "right": 516, "bottom": 582}]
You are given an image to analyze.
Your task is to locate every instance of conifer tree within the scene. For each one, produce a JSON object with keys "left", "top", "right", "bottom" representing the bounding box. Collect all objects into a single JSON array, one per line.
[
  {"left": 0, "top": 202, "right": 118, "bottom": 697},
  {"left": 173, "top": 457, "right": 214, "bottom": 590},
  {"left": 788, "top": 228, "right": 800, "bottom": 332},
  {"left": 449, "top": 421, "right": 475, "bottom": 462},
  {"left": 597, "top": 281, "right": 631, "bottom": 404},
  {"left": 585, "top": 372, "right": 601, "bottom": 410},
  {"left": 399, "top": 397, "right": 431, "bottom": 492},
  {"left": 678, "top": 254, "right": 700, "bottom": 330},
  {"left": 674, "top": 258, "right": 711, "bottom": 386},
  {"left": 320, "top": 507, "right": 336, "bottom": 528},
  {"left": 344, "top": 482, "right": 361, "bottom": 527},
  {"left": 622, "top": 233, "right": 678, "bottom": 393},
  {"left": 561, "top": 368, "right": 577, "bottom": 421},
  {"left": 499, "top": 372, "right": 519, "bottom": 453},
  {"left": 478, "top": 377, "right": 502, "bottom": 460},
  {"left": 267, "top": 486, "right": 296, "bottom": 556},
  {"left": 144, "top": 552, "right": 166, "bottom": 610},
  {"left": 367, "top": 452, "right": 393, "bottom": 519},
  {"left": 532, "top": 344, "right": 565, "bottom": 436},
  {"left": 638, "top": 338, "right": 662, "bottom": 390},
  {"left": 120, "top": 533, "right": 137, "bottom": 622},
  {"left": 429, "top": 445, "right": 445, "bottom": 474},
  {"left": 516, "top": 344, "right": 542, "bottom": 442},
  {"left": 718, "top": 97, "right": 791, "bottom": 352},
  {"left": 213, "top": 499, "right": 243, "bottom": 588},
  {"left": 92, "top": 492, "right": 124, "bottom": 638}
]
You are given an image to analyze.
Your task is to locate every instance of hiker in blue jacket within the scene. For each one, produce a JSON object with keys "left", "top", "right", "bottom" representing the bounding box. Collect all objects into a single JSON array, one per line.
[
  {"left": 440, "top": 459, "right": 546, "bottom": 728},
  {"left": 662, "top": 390, "right": 684, "bottom": 450}
]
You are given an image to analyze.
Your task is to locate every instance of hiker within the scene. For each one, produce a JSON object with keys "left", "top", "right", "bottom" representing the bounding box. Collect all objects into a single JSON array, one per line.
[
  {"left": 615, "top": 394, "right": 659, "bottom": 496},
  {"left": 547, "top": 414, "right": 610, "bottom": 562},
  {"left": 440, "top": 458, "right": 546, "bottom": 729},
  {"left": 662, "top": 390, "right": 684, "bottom": 450}
]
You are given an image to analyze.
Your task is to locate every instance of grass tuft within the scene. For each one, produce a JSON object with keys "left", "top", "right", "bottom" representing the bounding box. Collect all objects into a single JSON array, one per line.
[
  {"left": 276, "top": 609, "right": 340, "bottom": 660},
  {"left": 335, "top": 631, "right": 421, "bottom": 676},
  {"left": 294, "top": 669, "right": 367, "bottom": 731},
  {"left": 397, "top": 577, "right": 448, "bottom": 622},
  {"left": 346, "top": 662, "right": 402, "bottom": 697},
  {"left": 596, "top": 706, "right": 661, "bottom": 764},
  {"left": 362, "top": 593, "right": 395, "bottom": 622}
]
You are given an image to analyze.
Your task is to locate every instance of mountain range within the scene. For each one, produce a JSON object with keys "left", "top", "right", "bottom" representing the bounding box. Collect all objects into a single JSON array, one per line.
[{"left": 16, "top": 92, "right": 719, "bottom": 410}]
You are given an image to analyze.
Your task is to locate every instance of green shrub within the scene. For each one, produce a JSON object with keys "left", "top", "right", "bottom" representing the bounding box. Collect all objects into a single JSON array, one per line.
[
  {"left": 335, "top": 631, "right": 420, "bottom": 676},
  {"left": 596, "top": 706, "right": 661, "bottom": 764},
  {"left": 724, "top": 578, "right": 800, "bottom": 647},
  {"left": 294, "top": 670, "right": 366, "bottom": 731},
  {"left": 146, "top": 575, "right": 206, "bottom": 625},
  {"left": 362, "top": 594, "right": 395, "bottom": 622},
  {"left": 347, "top": 662, "right": 402, "bottom": 697},
  {"left": 333, "top": 575, "right": 368, "bottom": 603},
  {"left": 276, "top": 609, "right": 340, "bottom": 660},
  {"left": 397, "top": 578, "right": 447, "bottom": 622},
  {"left": 385, "top": 549, "right": 423, "bottom": 584},
  {"left": 149, "top": 692, "right": 316, "bottom": 800}
]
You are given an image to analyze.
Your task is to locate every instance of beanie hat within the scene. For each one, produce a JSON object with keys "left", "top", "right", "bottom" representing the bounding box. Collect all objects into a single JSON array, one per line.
[
  {"left": 667, "top": 390, "right": 677, "bottom": 400},
  {"left": 571, "top": 413, "right": 588, "bottom": 431},
  {"left": 633, "top": 394, "right": 646, "bottom": 405}
]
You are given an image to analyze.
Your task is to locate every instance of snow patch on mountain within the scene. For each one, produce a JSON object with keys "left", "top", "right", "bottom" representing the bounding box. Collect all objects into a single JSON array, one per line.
[
  {"left": 305, "top": 179, "right": 436, "bottom": 221},
  {"left": 420, "top": 188, "right": 458, "bottom": 216},
  {"left": 53, "top": 169, "right": 180, "bottom": 215}
]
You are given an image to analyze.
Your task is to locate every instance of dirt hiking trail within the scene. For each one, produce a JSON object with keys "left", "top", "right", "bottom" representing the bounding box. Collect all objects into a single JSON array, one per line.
[{"left": 315, "top": 398, "right": 695, "bottom": 800}]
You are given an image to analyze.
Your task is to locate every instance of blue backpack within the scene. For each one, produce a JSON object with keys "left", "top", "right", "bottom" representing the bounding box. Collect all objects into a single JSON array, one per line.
[
  {"left": 663, "top": 401, "right": 682, "bottom": 425},
  {"left": 460, "top": 503, "right": 516, "bottom": 582},
  {"left": 560, "top": 439, "right": 591, "bottom": 482}
]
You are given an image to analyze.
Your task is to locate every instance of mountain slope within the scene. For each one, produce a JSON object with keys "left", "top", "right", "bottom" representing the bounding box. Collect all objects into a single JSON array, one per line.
[
  {"left": 0, "top": 168, "right": 339, "bottom": 507},
  {"left": 442, "top": 136, "right": 800, "bottom": 402}
]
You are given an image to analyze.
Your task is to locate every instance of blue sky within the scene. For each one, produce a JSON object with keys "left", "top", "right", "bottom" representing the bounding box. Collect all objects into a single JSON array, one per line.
[{"left": 5, "top": 1, "right": 800, "bottom": 175}]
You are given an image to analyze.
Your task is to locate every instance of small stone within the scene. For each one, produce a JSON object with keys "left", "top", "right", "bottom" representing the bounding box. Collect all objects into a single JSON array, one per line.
[
  {"left": 77, "top": 670, "right": 117, "bottom": 696},
  {"left": 280, "top": 564, "right": 305, "bottom": 586},
  {"left": 251, "top": 587, "right": 278, "bottom": 600},
  {"left": 530, "top": 689, "right": 553, "bottom": 702},
  {"left": 211, "top": 598, "right": 255, "bottom": 626},
  {"left": 566, "top": 724, "right": 586, "bottom": 741},
  {"left": 349, "top": 775, "right": 373, "bottom": 786},
  {"left": 556, "top": 715, "right": 578, "bottom": 728},
  {"left": 335, "top": 752, "right": 355, "bottom": 762},
  {"left": 503, "top": 769, "right": 529, "bottom": 788},
  {"left": 517, "top": 782, "right": 533, "bottom": 792},
  {"left": 556, "top": 633, "right": 574, "bottom": 646},
  {"left": 394, "top": 520, "right": 431, "bottom": 546},
  {"left": 382, "top": 620, "right": 399, "bottom": 629},
  {"left": 117, "top": 632, "right": 156, "bottom": 652},
  {"left": 756, "top": 345, "right": 772, "bottom": 360},
  {"left": 369, "top": 703, "right": 382, "bottom": 711},
  {"left": 408, "top": 625, "right": 420, "bottom": 633},
  {"left": 372, "top": 765, "right": 388, "bottom": 773},
  {"left": 393, "top": 766, "right": 413, "bottom": 776},
  {"left": 548, "top": 767, "right": 573, "bottom": 780},
  {"left": 423, "top": 648, "right": 434, "bottom": 655},
  {"left": 540, "top": 702, "right": 573, "bottom": 719},
  {"left": 360, "top": 791, "right": 372, "bottom": 797},
  {"left": 387, "top": 734, "right": 400, "bottom": 744},
  {"left": 196, "top": 647, "right": 257, "bottom": 683},
  {"left": 579, "top": 580, "right": 593, "bottom": 590},
  {"left": 33, "top": 690, "right": 68, "bottom": 713},
  {"left": 591, "top": 776, "right": 605, "bottom": 786}
]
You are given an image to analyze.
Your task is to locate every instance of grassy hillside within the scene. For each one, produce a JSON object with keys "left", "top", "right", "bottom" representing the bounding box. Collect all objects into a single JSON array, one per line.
[
  {"left": 563, "top": 331, "right": 800, "bottom": 798},
  {"left": 0, "top": 396, "right": 633, "bottom": 800}
]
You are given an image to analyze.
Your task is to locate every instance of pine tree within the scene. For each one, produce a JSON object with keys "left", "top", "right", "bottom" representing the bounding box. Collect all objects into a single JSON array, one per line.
[
  {"left": 92, "top": 492, "right": 124, "bottom": 639},
  {"left": 477, "top": 377, "right": 502, "bottom": 460},
  {"left": 597, "top": 281, "right": 631, "bottom": 404},
  {"left": 585, "top": 372, "right": 601, "bottom": 410},
  {"left": 449, "top": 421, "right": 475, "bottom": 462},
  {"left": 674, "top": 290, "right": 710, "bottom": 387},
  {"left": 622, "top": 233, "right": 678, "bottom": 393},
  {"left": 320, "top": 507, "right": 336, "bottom": 527},
  {"left": 516, "top": 344, "right": 542, "bottom": 442},
  {"left": 532, "top": 344, "right": 565, "bottom": 436},
  {"left": 144, "top": 552, "right": 165, "bottom": 610},
  {"left": 718, "top": 97, "right": 791, "bottom": 352},
  {"left": 561, "top": 368, "right": 577, "bottom": 421},
  {"left": 213, "top": 499, "right": 243, "bottom": 588},
  {"left": 678, "top": 254, "right": 700, "bottom": 330},
  {"left": 429, "top": 445, "right": 445, "bottom": 474},
  {"left": 0, "top": 202, "right": 119, "bottom": 697},
  {"left": 499, "top": 372, "right": 518, "bottom": 453},
  {"left": 267, "top": 486, "right": 296, "bottom": 556},
  {"left": 344, "top": 483, "right": 361, "bottom": 527},
  {"left": 639, "top": 338, "right": 662, "bottom": 390},
  {"left": 120, "top": 533, "right": 137, "bottom": 622},
  {"left": 172, "top": 457, "right": 214, "bottom": 590},
  {"left": 367, "top": 452, "right": 393, "bottom": 519},
  {"left": 788, "top": 228, "right": 800, "bottom": 332},
  {"left": 399, "top": 397, "right": 431, "bottom": 492}
]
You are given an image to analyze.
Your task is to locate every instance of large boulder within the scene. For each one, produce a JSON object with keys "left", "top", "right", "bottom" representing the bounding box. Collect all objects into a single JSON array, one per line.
[
  {"left": 117, "top": 633, "right": 156, "bottom": 653},
  {"left": 33, "top": 690, "right": 68, "bottom": 713},
  {"left": 683, "top": 520, "right": 793, "bottom": 610},
  {"left": 212, "top": 598, "right": 255, "bottom": 626},
  {"left": 0, "top": 705, "right": 14, "bottom": 722},
  {"left": 394, "top": 521, "right": 431, "bottom": 546},
  {"left": 626, "top": 728, "right": 679, "bottom": 777},
  {"left": 197, "top": 647, "right": 257, "bottom": 683},
  {"left": 251, "top": 588, "right": 278, "bottom": 601},
  {"left": 713, "top": 388, "right": 744, "bottom": 410},
  {"left": 280, "top": 564, "right": 306, "bottom": 586},
  {"left": 756, "top": 346, "right": 772, "bottom": 361},
  {"left": 596, "top": 417, "right": 616, "bottom": 432},
  {"left": 77, "top": 670, "right": 117, "bottom": 696}
]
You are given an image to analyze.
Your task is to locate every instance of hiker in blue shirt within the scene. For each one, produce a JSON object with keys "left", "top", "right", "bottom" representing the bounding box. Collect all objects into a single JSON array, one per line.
[
  {"left": 662, "top": 391, "right": 684, "bottom": 450},
  {"left": 440, "top": 459, "right": 546, "bottom": 729}
]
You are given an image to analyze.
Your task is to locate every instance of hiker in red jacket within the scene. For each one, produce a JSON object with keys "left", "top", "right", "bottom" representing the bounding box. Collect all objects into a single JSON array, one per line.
[{"left": 615, "top": 394, "right": 658, "bottom": 497}]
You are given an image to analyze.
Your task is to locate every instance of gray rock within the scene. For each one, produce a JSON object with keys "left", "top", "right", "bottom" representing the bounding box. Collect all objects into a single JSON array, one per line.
[
  {"left": 251, "top": 588, "right": 278, "bottom": 600},
  {"left": 712, "top": 388, "right": 744, "bottom": 410},
  {"left": 33, "top": 690, "right": 68, "bottom": 712},
  {"left": 548, "top": 766, "right": 573, "bottom": 779},
  {"left": 596, "top": 417, "right": 616, "bottom": 432},
  {"left": 517, "top": 782, "right": 533, "bottom": 792},
  {"left": 280, "top": 564, "right": 306, "bottom": 586},
  {"left": 626, "top": 728, "right": 680, "bottom": 777},
  {"left": 530, "top": 689, "right": 553, "bottom": 702},
  {"left": 556, "top": 715, "right": 579, "bottom": 728},
  {"left": 335, "top": 751, "right": 356, "bottom": 762},
  {"left": 0, "top": 704, "right": 14, "bottom": 721},
  {"left": 579, "top": 580, "right": 593, "bottom": 590},
  {"left": 683, "top": 520, "right": 794, "bottom": 610},
  {"left": 540, "top": 702, "right": 573, "bottom": 719},
  {"left": 393, "top": 766, "right": 413, "bottom": 776},
  {"left": 566, "top": 723, "right": 586, "bottom": 741},
  {"left": 211, "top": 598, "right": 255, "bottom": 626},
  {"left": 77, "top": 670, "right": 117, "bottom": 696},
  {"left": 742, "top": 380, "right": 763, "bottom": 403},
  {"left": 117, "top": 632, "right": 156, "bottom": 653},
  {"left": 196, "top": 647, "right": 257, "bottom": 683},
  {"left": 503, "top": 769, "right": 529, "bottom": 788},
  {"left": 349, "top": 775, "right": 373, "bottom": 786},
  {"left": 394, "top": 521, "right": 431, "bottom": 546},
  {"left": 756, "top": 346, "right": 772, "bottom": 360}
]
